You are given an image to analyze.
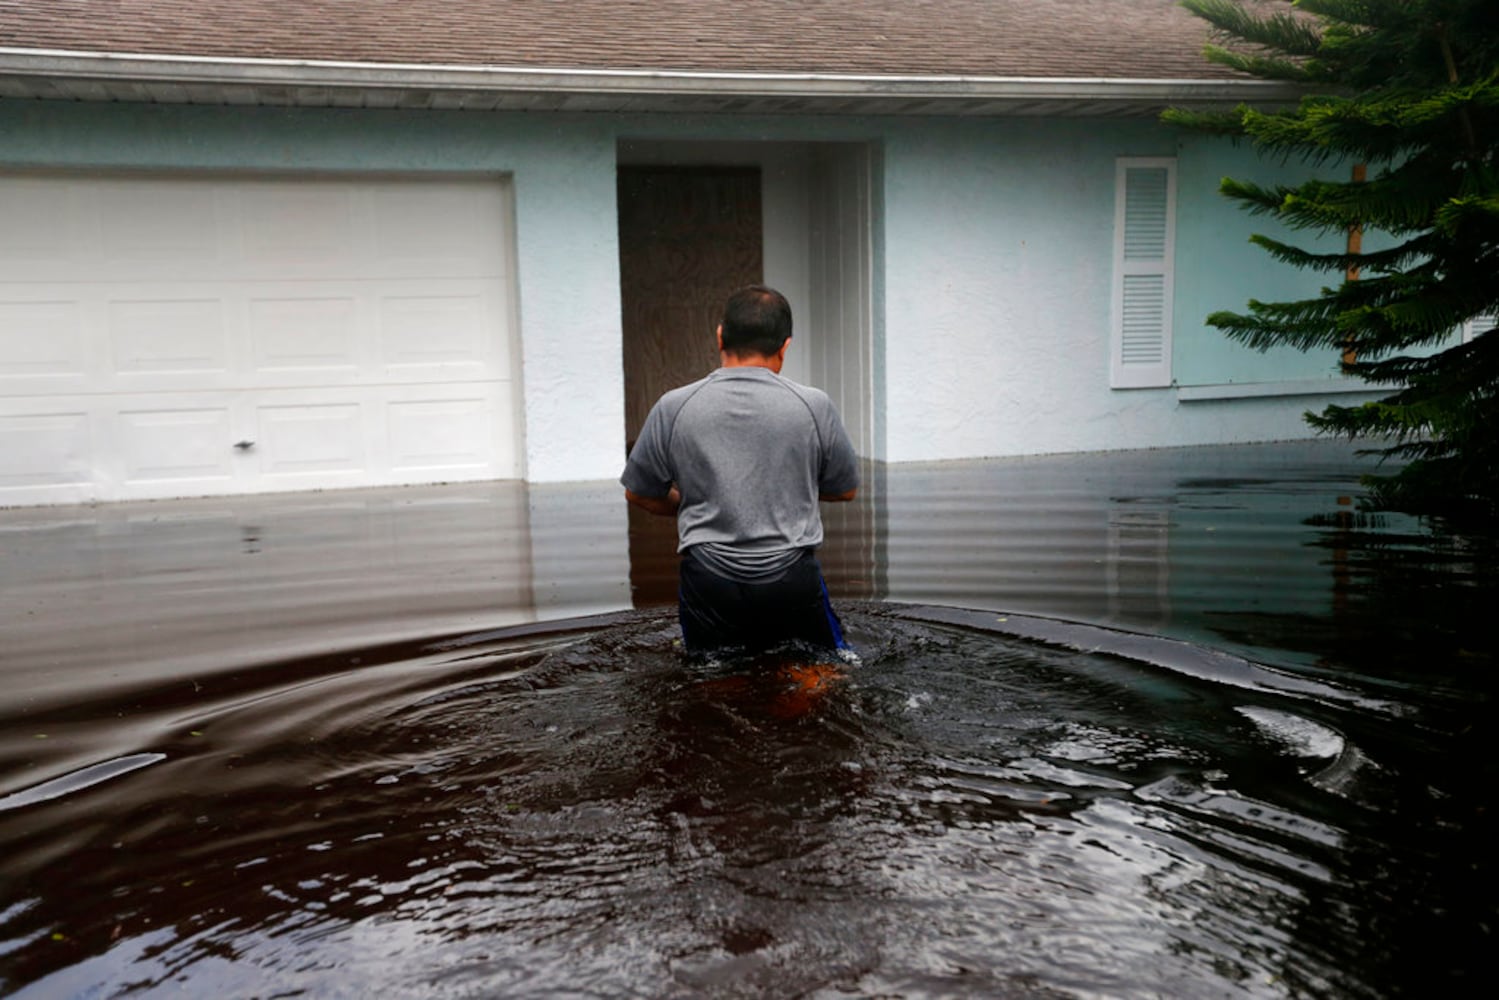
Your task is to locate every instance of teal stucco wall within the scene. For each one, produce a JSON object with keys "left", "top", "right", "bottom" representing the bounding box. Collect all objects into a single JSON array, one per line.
[{"left": 1174, "top": 133, "right": 1355, "bottom": 388}]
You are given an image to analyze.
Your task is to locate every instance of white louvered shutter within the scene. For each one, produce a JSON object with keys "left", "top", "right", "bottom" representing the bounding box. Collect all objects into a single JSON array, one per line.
[{"left": 1111, "top": 158, "right": 1176, "bottom": 388}]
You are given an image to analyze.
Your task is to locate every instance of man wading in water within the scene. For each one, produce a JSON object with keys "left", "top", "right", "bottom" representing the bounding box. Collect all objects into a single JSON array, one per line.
[{"left": 622, "top": 285, "right": 860, "bottom": 661}]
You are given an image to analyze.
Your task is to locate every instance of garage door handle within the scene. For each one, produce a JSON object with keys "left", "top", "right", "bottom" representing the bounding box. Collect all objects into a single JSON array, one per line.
[{"left": 234, "top": 440, "right": 255, "bottom": 451}]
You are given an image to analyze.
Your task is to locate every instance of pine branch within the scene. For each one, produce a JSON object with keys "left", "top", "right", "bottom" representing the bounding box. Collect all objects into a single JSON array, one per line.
[
  {"left": 1201, "top": 44, "right": 1318, "bottom": 82},
  {"left": 1205, "top": 301, "right": 1346, "bottom": 352},
  {"left": 1158, "top": 107, "right": 1249, "bottom": 137},
  {"left": 1217, "top": 176, "right": 1294, "bottom": 215},
  {"left": 1434, "top": 194, "right": 1499, "bottom": 237},
  {"left": 1246, "top": 231, "right": 1437, "bottom": 273},
  {"left": 1180, "top": 0, "right": 1324, "bottom": 57}
]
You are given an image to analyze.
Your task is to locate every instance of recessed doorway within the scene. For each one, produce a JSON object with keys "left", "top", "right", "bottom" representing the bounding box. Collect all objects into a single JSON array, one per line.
[
  {"left": 616, "top": 140, "right": 877, "bottom": 460},
  {"left": 617, "top": 165, "right": 763, "bottom": 450}
]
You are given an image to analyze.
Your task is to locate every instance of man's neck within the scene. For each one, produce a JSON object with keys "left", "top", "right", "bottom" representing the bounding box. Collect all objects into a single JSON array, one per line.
[{"left": 720, "top": 351, "right": 783, "bottom": 374}]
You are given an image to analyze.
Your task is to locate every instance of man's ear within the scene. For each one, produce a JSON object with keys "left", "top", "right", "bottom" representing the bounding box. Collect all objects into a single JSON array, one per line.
[{"left": 716, "top": 325, "right": 724, "bottom": 353}]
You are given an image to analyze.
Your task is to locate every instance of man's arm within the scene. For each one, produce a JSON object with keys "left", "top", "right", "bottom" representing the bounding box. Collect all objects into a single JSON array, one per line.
[
  {"left": 811, "top": 391, "right": 859, "bottom": 504},
  {"left": 626, "top": 486, "right": 681, "bottom": 517}
]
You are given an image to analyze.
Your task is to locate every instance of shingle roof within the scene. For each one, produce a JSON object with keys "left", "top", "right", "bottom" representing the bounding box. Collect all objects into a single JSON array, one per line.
[{"left": 1, "top": 0, "right": 1238, "bottom": 80}]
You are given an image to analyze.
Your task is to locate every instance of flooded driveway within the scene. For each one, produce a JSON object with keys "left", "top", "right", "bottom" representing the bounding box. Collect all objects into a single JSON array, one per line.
[{"left": 2, "top": 441, "right": 1493, "bottom": 997}]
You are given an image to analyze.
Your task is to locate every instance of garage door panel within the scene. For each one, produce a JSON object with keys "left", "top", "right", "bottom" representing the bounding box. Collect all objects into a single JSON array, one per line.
[
  {"left": 388, "top": 395, "right": 495, "bottom": 473},
  {"left": 1, "top": 171, "right": 521, "bottom": 505},
  {"left": 248, "top": 295, "right": 362, "bottom": 376},
  {"left": 118, "top": 406, "right": 236, "bottom": 484},
  {"left": 380, "top": 291, "right": 488, "bottom": 370},
  {"left": 109, "top": 298, "right": 230, "bottom": 376},
  {"left": 241, "top": 185, "right": 359, "bottom": 268},
  {"left": 0, "top": 409, "right": 94, "bottom": 491},
  {"left": 373, "top": 183, "right": 508, "bottom": 275},
  {"left": 384, "top": 382, "right": 518, "bottom": 484},
  {"left": 0, "top": 300, "right": 88, "bottom": 381},
  {"left": 0, "top": 177, "right": 89, "bottom": 276},
  {"left": 256, "top": 400, "right": 368, "bottom": 478},
  {"left": 4, "top": 392, "right": 249, "bottom": 503},
  {"left": 101, "top": 182, "right": 221, "bottom": 265}
]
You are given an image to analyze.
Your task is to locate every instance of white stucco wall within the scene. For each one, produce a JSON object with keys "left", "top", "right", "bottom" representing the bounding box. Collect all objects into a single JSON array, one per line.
[
  {"left": 879, "top": 118, "right": 1378, "bottom": 463},
  {"left": 506, "top": 132, "right": 627, "bottom": 483}
]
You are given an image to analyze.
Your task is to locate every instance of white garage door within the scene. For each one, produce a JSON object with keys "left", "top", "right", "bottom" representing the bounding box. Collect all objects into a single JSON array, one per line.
[{"left": 0, "top": 172, "right": 521, "bottom": 506}]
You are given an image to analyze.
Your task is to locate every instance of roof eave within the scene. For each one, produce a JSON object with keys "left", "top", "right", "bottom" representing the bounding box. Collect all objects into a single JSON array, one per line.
[{"left": 0, "top": 48, "right": 1305, "bottom": 116}]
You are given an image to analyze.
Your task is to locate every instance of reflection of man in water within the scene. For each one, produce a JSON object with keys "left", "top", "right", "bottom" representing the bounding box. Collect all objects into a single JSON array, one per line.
[{"left": 622, "top": 285, "right": 860, "bottom": 658}]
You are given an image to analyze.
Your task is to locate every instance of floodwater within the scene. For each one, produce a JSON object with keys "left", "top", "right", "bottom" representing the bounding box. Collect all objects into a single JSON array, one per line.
[{"left": 1, "top": 440, "right": 1493, "bottom": 998}]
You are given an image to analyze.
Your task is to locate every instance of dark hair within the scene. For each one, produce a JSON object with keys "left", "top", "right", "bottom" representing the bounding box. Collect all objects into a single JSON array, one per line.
[{"left": 720, "top": 285, "right": 792, "bottom": 358}]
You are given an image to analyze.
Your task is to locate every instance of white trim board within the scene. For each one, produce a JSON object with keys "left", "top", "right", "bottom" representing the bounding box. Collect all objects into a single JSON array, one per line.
[{"left": 1177, "top": 379, "right": 1387, "bottom": 401}]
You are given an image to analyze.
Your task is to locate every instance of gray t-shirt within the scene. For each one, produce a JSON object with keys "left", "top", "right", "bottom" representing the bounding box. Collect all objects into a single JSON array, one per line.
[{"left": 621, "top": 366, "right": 860, "bottom": 582}]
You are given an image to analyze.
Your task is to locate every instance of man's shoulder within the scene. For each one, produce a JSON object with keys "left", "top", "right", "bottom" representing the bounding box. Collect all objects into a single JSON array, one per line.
[
  {"left": 651, "top": 374, "right": 717, "bottom": 417},
  {"left": 772, "top": 376, "right": 837, "bottom": 415},
  {"left": 777, "top": 375, "right": 827, "bottom": 400},
  {"left": 659, "top": 369, "right": 838, "bottom": 421}
]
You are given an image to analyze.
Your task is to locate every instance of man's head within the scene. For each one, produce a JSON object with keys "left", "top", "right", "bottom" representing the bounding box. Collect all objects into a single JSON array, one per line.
[{"left": 719, "top": 285, "right": 792, "bottom": 360}]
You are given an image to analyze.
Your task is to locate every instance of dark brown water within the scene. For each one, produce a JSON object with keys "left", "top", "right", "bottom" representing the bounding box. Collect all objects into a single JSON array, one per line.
[{"left": 1, "top": 441, "right": 1493, "bottom": 998}]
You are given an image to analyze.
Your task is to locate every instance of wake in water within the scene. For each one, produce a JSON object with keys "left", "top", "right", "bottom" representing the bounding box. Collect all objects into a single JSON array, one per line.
[{"left": 2, "top": 604, "right": 1483, "bottom": 998}]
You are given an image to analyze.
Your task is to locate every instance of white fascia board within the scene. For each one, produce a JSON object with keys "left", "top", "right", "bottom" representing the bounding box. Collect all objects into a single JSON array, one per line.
[
  {"left": 0, "top": 47, "right": 1305, "bottom": 106},
  {"left": 1176, "top": 379, "right": 1385, "bottom": 401}
]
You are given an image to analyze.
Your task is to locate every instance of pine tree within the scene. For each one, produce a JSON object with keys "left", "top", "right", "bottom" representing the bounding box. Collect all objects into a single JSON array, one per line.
[{"left": 1165, "top": 0, "right": 1499, "bottom": 521}]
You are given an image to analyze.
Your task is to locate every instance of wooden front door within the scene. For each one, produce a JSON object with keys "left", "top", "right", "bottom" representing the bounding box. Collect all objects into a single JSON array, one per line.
[{"left": 617, "top": 166, "right": 763, "bottom": 449}]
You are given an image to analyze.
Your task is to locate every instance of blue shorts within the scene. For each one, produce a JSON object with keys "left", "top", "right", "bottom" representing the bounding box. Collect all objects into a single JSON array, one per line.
[{"left": 677, "top": 546, "right": 848, "bottom": 657}]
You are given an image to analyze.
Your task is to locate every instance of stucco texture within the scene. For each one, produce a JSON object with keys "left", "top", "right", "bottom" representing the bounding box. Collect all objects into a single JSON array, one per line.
[{"left": 878, "top": 118, "right": 1364, "bottom": 463}]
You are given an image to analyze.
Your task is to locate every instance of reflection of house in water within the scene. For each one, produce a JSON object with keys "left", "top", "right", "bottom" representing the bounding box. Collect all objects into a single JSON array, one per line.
[
  {"left": 1106, "top": 507, "right": 1172, "bottom": 628},
  {"left": 869, "top": 456, "right": 1183, "bottom": 629},
  {"left": 1, "top": 1, "right": 1389, "bottom": 513},
  {"left": 633, "top": 454, "right": 1184, "bottom": 629}
]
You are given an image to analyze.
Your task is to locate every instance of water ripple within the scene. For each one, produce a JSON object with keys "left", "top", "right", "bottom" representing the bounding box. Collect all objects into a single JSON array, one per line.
[{"left": 0, "top": 754, "right": 167, "bottom": 813}]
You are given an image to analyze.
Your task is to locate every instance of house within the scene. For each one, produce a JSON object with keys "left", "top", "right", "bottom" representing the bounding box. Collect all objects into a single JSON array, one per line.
[{"left": 0, "top": 0, "right": 1380, "bottom": 507}]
